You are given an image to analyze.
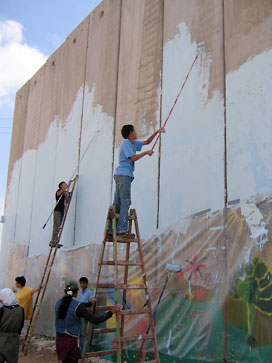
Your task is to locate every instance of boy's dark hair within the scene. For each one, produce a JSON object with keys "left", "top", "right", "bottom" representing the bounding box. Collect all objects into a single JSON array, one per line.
[
  {"left": 121, "top": 125, "right": 134, "bottom": 139},
  {"left": 15, "top": 276, "right": 26, "bottom": 286},
  {"left": 79, "top": 277, "right": 88, "bottom": 283},
  {"left": 58, "top": 181, "right": 66, "bottom": 189}
]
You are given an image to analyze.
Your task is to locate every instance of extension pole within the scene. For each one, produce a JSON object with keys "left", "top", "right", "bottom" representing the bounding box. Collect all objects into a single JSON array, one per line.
[
  {"left": 134, "top": 275, "right": 169, "bottom": 363},
  {"left": 152, "top": 55, "right": 198, "bottom": 151}
]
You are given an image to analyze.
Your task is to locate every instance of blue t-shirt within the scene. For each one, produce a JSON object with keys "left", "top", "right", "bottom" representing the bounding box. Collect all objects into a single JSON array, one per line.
[
  {"left": 114, "top": 139, "right": 143, "bottom": 179},
  {"left": 77, "top": 287, "right": 93, "bottom": 303}
]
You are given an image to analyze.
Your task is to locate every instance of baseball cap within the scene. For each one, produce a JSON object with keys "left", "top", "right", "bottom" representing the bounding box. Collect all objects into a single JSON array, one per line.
[{"left": 65, "top": 280, "right": 78, "bottom": 290}]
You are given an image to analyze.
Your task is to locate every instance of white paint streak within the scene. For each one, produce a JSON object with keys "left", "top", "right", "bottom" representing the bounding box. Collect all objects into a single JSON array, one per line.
[
  {"left": 240, "top": 202, "right": 268, "bottom": 241},
  {"left": 166, "top": 328, "right": 172, "bottom": 354}
]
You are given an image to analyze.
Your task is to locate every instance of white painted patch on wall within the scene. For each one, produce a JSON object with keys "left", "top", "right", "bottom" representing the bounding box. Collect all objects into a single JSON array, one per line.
[
  {"left": 74, "top": 84, "right": 114, "bottom": 246},
  {"left": 227, "top": 49, "right": 272, "bottom": 202},
  {"left": 0, "top": 158, "right": 21, "bottom": 288},
  {"left": 159, "top": 22, "right": 225, "bottom": 227}
]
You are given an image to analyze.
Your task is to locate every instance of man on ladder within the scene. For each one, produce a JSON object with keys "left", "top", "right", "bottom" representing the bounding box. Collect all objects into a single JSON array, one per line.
[
  {"left": 112, "top": 124, "right": 165, "bottom": 238},
  {"left": 49, "top": 181, "right": 70, "bottom": 248}
]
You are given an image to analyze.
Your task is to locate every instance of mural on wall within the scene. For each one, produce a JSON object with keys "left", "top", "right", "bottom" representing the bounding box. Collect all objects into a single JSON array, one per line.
[{"left": 1, "top": 0, "right": 272, "bottom": 362}]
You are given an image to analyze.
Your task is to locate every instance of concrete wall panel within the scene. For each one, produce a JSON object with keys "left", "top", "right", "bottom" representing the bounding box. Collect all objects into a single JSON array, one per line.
[
  {"left": 14, "top": 68, "right": 45, "bottom": 247},
  {"left": 163, "top": 0, "right": 225, "bottom": 99},
  {"left": 74, "top": 1, "right": 121, "bottom": 246},
  {"left": 84, "top": 0, "right": 122, "bottom": 117},
  {"left": 225, "top": 0, "right": 272, "bottom": 202},
  {"left": 28, "top": 49, "right": 64, "bottom": 256},
  {"left": 224, "top": 0, "right": 272, "bottom": 74},
  {"left": 51, "top": 16, "right": 89, "bottom": 248},
  {"left": 114, "top": 0, "right": 163, "bottom": 237},
  {"left": 159, "top": 0, "right": 225, "bottom": 227},
  {"left": 0, "top": 83, "right": 29, "bottom": 286},
  {"left": 6, "top": 83, "right": 29, "bottom": 186}
]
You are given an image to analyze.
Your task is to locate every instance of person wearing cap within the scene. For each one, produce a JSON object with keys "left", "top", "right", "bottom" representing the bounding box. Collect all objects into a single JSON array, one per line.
[
  {"left": 0, "top": 288, "right": 24, "bottom": 363},
  {"left": 55, "top": 280, "right": 120, "bottom": 362}
]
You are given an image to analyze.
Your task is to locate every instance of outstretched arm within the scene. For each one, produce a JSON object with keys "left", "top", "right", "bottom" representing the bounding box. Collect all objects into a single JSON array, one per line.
[
  {"left": 76, "top": 303, "right": 120, "bottom": 325},
  {"left": 130, "top": 150, "right": 153, "bottom": 162},
  {"left": 143, "top": 127, "right": 165, "bottom": 145}
]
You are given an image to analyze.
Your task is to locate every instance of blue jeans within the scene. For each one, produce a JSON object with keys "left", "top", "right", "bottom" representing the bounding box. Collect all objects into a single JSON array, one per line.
[{"left": 113, "top": 175, "right": 132, "bottom": 233}]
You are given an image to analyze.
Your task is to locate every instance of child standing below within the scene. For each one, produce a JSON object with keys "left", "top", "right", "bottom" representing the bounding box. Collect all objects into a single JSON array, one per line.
[
  {"left": 113, "top": 124, "right": 164, "bottom": 238},
  {"left": 77, "top": 277, "right": 93, "bottom": 353}
]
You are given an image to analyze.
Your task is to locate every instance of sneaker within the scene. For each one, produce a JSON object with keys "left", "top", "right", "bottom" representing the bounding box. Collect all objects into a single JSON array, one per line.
[{"left": 117, "top": 232, "right": 135, "bottom": 239}]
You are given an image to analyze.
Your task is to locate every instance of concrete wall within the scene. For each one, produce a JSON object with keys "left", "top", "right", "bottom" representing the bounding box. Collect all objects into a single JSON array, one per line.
[{"left": 1, "top": 0, "right": 272, "bottom": 360}]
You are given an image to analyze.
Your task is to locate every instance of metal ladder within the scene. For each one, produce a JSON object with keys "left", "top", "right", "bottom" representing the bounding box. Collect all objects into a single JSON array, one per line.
[
  {"left": 22, "top": 175, "right": 78, "bottom": 354},
  {"left": 82, "top": 206, "right": 160, "bottom": 363}
]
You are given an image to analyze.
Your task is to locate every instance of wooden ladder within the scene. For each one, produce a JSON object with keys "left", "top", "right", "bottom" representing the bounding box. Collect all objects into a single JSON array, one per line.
[
  {"left": 22, "top": 175, "right": 78, "bottom": 355},
  {"left": 82, "top": 206, "right": 160, "bottom": 363}
]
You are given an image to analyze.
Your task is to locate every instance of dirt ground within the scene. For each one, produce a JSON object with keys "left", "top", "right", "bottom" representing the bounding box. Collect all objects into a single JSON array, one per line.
[
  {"left": 18, "top": 336, "right": 58, "bottom": 363},
  {"left": 18, "top": 335, "right": 114, "bottom": 363}
]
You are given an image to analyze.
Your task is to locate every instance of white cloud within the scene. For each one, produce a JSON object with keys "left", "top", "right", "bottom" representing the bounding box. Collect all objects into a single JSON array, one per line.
[{"left": 0, "top": 20, "right": 47, "bottom": 101}]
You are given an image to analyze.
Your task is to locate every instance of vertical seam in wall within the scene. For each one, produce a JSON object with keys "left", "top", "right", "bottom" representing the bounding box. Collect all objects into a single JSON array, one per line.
[
  {"left": 25, "top": 67, "right": 46, "bottom": 270},
  {"left": 13, "top": 82, "right": 30, "bottom": 247},
  {"left": 72, "top": 16, "right": 91, "bottom": 245},
  {"left": 222, "top": 1, "right": 228, "bottom": 361},
  {"left": 110, "top": 0, "right": 123, "bottom": 201},
  {"left": 222, "top": 0, "right": 228, "bottom": 266},
  {"left": 223, "top": 3, "right": 228, "bottom": 209},
  {"left": 156, "top": 0, "right": 164, "bottom": 230}
]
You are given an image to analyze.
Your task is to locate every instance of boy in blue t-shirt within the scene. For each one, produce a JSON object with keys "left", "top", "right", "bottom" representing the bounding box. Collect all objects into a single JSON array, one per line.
[{"left": 113, "top": 124, "right": 164, "bottom": 238}]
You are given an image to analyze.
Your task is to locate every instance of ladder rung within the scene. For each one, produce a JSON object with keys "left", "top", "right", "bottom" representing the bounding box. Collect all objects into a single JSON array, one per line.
[
  {"left": 93, "top": 328, "right": 116, "bottom": 334},
  {"left": 100, "top": 261, "right": 142, "bottom": 266},
  {"left": 85, "top": 349, "right": 117, "bottom": 357},
  {"left": 97, "top": 283, "right": 145, "bottom": 289},
  {"left": 119, "top": 308, "right": 149, "bottom": 315},
  {"left": 105, "top": 236, "right": 139, "bottom": 243},
  {"left": 120, "top": 334, "right": 154, "bottom": 342}
]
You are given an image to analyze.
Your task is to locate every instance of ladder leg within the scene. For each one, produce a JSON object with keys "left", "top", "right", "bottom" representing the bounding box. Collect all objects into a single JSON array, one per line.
[
  {"left": 121, "top": 241, "right": 130, "bottom": 337},
  {"left": 113, "top": 216, "right": 122, "bottom": 363},
  {"left": 23, "top": 176, "right": 78, "bottom": 355},
  {"left": 82, "top": 239, "right": 106, "bottom": 357},
  {"left": 133, "top": 209, "right": 160, "bottom": 362}
]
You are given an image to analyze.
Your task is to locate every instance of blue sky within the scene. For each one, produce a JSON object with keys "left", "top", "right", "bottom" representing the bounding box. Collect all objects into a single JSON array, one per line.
[{"left": 0, "top": 0, "right": 102, "bottom": 237}]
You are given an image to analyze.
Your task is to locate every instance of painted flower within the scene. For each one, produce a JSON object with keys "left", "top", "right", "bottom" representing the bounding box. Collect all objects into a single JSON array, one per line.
[{"left": 195, "top": 288, "right": 204, "bottom": 300}]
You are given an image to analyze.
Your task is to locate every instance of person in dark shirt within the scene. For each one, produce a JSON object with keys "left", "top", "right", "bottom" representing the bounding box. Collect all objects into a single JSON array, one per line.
[
  {"left": 55, "top": 280, "right": 120, "bottom": 363},
  {"left": 0, "top": 288, "right": 24, "bottom": 363},
  {"left": 49, "top": 181, "right": 70, "bottom": 248}
]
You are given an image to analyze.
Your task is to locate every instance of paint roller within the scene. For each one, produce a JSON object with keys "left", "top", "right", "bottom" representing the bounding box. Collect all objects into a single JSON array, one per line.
[{"left": 166, "top": 263, "right": 184, "bottom": 273}]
